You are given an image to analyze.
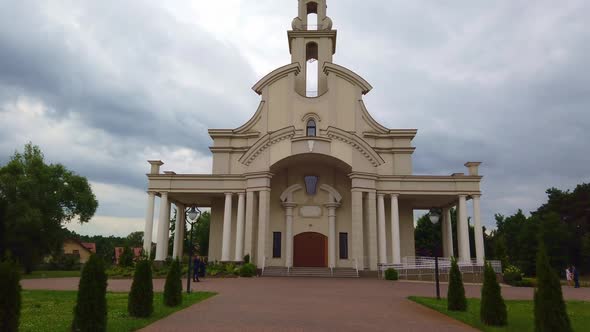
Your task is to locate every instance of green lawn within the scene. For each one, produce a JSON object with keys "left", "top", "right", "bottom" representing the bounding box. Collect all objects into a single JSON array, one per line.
[
  {"left": 21, "top": 270, "right": 82, "bottom": 279},
  {"left": 409, "top": 297, "right": 590, "bottom": 332},
  {"left": 20, "top": 290, "right": 216, "bottom": 332}
]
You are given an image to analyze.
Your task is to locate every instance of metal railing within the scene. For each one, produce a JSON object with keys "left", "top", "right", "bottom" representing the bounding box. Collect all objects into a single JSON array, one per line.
[{"left": 378, "top": 256, "right": 502, "bottom": 280}]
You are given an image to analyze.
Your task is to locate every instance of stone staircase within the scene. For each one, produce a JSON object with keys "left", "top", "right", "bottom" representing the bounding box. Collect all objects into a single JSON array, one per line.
[{"left": 262, "top": 267, "right": 359, "bottom": 278}]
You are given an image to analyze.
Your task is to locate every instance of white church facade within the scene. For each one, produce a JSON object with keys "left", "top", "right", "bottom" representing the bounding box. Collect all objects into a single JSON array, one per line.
[{"left": 142, "top": 0, "right": 485, "bottom": 273}]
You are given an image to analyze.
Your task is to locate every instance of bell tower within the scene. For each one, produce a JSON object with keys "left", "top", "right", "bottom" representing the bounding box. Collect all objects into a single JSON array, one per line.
[{"left": 289, "top": 0, "right": 336, "bottom": 97}]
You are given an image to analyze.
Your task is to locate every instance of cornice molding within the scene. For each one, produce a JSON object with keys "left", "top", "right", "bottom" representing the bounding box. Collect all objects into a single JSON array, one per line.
[
  {"left": 323, "top": 63, "right": 372, "bottom": 95},
  {"left": 326, "top": 127, "right": 385, "bottom": 167},
  {"left": 287, "top": 30, "right": 338, "bottom": 54},
  {"left": 239, "top": 127, "right": 297, "bottom": 166},
  {"left": 252, "top": 63, "right": 301, "bottom": 95}
]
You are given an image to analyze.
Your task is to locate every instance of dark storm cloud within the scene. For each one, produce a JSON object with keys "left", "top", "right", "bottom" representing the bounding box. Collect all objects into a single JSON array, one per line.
[
  {"left": 1, "top": 0, "right": 589, "bottom": 231},
  {"left": 0, "top": 0, "right": 259, "bottom": 155}
]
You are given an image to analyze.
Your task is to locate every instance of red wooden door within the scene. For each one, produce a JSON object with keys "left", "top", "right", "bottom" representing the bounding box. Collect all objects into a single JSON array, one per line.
[{"left": 293, "top": 232, "right": 327, "bottom": 267}]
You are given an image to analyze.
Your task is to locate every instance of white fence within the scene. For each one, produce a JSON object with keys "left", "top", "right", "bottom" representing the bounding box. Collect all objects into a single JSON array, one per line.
[{"left": 378, "top": 256, "right": 502, "bottom": 279}]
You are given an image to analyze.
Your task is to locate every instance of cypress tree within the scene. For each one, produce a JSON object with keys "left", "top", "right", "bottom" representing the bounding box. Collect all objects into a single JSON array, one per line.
[
  {"left": 72, "top": 255, "right": 107, "bottom": 332},
  {"left": 128, "top": 259, "right": 154, "bottom": 317},
  {"left": 480, "top": 262, "right": 507, "bottom": 326},
  {"left": 0, "top": 260, "right": 21, "bottom": 332},
  {"left": 534, "top": 244, "right": 572, "bottom": 332},
  {"left": 447, "top": 258, "right": 467, "bottom": 311},
  {"left": 163, "top": 259, "right": 182, "bottom": 307}
]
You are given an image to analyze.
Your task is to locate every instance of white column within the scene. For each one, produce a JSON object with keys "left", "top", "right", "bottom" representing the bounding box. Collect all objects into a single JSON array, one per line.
[
  {"left": 351, "top": 190, "right": 364, "bottom": 269},
  {"left": 143, "top": 192, "right": 156, "bottom": 255},
  {"left": 390, "top": 194, "right": 401, "bottom": 264},
  {"left": 155, "top": 192, "right": 169, "bottom": 261},
  {"left": 457, "top": 195, "right": 471, "bottom": 262},
  {"left": 472, "top": 195, "right": 485, "bottom": 265},
  {"left": 366, "top": 192, "right": 378, "bottom": 270},
  {"left": 284, "top": 203, "right": 296, "bottom": 268},
  {"left": 221, "top": 193, "right": 233, "bottom": 262},
  {"left": 234, "top": 193, "right": 246, "bottom": 261},
  {"left": 377, "top": 194, "right": 387, "bottom": 265},
  {"left": 442, "top": 208, "right": 454, "bottom": 258},
  {"left": 172, "top": 203, "right": 184, "bottom": 259},
  {"left": 257, "top": 190, "right": 270, "bottom": 267},
  {"left": 244, "top": 191, "right": 256, "bottom": 260},
  {"left": 327, "top": 203, "right": 338, "bottom": 268}
]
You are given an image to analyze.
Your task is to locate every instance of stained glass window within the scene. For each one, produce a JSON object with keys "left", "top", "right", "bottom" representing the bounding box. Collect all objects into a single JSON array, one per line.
[{"left": 304, "top": 175, "right": 319, "bottom": 195}]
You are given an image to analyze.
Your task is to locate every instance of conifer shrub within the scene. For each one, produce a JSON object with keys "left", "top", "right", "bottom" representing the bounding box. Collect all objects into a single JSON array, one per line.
[
  {"left": 534, "top": 244, "right": 572, "bottom": 332},
  {"left": 0, "top": 260, "right": 21, "bottom": 332},
  {"left": 72, "top": 255, "right": 107, "bottom": 332},
  {"left": 384, "top": 268, "right": 398, "bottom": 280},
  {"left": 239, "top": 263, "right": 257, "bottom": 277},
  {"left": 128, "top": 259, "right": 154, "bottom": 317},
  {"left": 163, "top": 259, "right": 182, "bottom": 307},
  {"left": 480, "top": 262, "right": 507, "bottom": 326},
  {"left": 447, "top": 258, "right": 467, "bottom": 311},
  {"left": 119, "top": 246, "right": 134, "bottom": 267},
  {"left": 243, "top": 254, "right": 250, "bottom": 264}
]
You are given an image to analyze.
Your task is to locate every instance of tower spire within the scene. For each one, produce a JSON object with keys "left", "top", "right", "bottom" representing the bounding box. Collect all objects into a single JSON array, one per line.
[
  {"left": 292, "top": 0, "right": 333, "bottom": 31},
  {"left": 289, "top": 1, "right": 336, "bottom": 97}
]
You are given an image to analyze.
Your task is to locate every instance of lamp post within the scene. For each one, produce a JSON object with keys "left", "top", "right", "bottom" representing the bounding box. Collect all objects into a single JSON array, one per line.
[
  {"left": 429, "top": 208, "right": 442, "bottom": 300},
  {"left": 185, "top": 206, "right": 201, "bottom": 294}
]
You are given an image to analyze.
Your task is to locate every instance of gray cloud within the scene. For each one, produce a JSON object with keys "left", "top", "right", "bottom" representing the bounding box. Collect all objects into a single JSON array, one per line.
[{"left": 1, "top": 0, "right": 589, "bottom": 232}]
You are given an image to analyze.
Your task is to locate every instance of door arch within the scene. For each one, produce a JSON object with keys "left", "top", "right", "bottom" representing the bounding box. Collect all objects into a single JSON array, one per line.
[{"left": 294, "top": 232, "right": 327, "bottom": 267}]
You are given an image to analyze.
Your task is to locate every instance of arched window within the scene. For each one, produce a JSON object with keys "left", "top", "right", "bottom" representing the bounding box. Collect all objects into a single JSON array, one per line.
[
  {"left": 307, "top": 119, "right": 317, "bottom": 137},
  {"left": 306, "top": 42, "right": 319, "bottom": 97},
  {"left": 307, "top": 2, "right": 318, "bottom": 30}
]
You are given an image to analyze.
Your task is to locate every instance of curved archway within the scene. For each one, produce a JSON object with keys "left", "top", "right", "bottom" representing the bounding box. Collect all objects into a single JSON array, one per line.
[{"left": 294, "top": 232, "right": 327, "bottom": 267}]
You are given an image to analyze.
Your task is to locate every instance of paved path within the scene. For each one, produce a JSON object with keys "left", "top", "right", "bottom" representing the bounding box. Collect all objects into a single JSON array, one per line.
[{"left": 21, "top": 277, "right": 590, "bottom": 332}]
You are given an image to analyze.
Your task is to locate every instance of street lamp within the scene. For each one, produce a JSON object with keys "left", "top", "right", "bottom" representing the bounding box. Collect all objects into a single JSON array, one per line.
[
  {"left": 429, "top": 208, "right": 442, "bottom": 300},
  {"left": 185, "top": 206, "right": 201, "bottom": 294}
]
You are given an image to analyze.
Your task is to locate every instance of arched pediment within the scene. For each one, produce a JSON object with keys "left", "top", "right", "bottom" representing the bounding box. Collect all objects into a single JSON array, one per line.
[
  {"left": 279, "top": 183, "right": 342, "bottom": 204},
  {"left": 239, "top": 127, "right": 296, "bottom": 166},
  {"left": 252, "top": 63, "right": 301, "bottom": 95},
  {"left": 325, "top": 127, "right": 385, "bottom": 167},
  {"left": 323, "top": 62, "right": 373, "bottom": 95}
]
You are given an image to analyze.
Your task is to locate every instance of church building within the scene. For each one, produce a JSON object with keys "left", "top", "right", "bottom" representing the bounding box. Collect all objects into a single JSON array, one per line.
[{"left": 142, "top": 0, "right": 486, "bottom": 273}]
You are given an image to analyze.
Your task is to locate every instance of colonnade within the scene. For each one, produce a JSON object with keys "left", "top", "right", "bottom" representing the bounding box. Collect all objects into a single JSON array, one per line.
[
  {"left": 142, "top": 189, "right": 272, "bottom": 267},
  {"left": 142, "top": 190, "right": 485, "bottom": 268}
]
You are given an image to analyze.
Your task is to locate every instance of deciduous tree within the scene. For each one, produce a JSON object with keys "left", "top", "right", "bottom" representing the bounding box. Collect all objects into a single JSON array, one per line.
[{"left": 0, "top": 143, "right": 98, "bottom": 273}]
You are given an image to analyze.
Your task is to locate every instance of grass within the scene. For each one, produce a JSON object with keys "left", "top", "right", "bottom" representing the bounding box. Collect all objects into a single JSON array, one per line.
[
  {"left": 409, "top": 297, "right": 590, "bottom": 331},
  {"left": 20, "top": 290, "right": 216, "bottom": 332},
  {"left": 21, "top": 270, "right": 81, "bottom": 279}
]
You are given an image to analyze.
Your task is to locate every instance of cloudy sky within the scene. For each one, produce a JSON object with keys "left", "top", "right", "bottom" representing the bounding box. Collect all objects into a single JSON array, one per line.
[{"left": 1, "top": 0, "right": 589, "bottom": 238}]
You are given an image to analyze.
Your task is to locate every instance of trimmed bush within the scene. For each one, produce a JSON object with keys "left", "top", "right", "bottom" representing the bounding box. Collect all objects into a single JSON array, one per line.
[
  {"left": 163, "top": 259, "right": 182, "bottom": 307},
  {"left": 0, "top": 260, "right": 21, "bottom": 332},
  {"left": 243, "top": 254, "right": 250, "bottom": 264},
  {"left": 72, "top": 255, "right": 107, "bottom": 332},
  {"left": 503, "top": 265, "right": 523, "bottom": 286},
  {"left": 119, "top": 246, "right": 134, "bottom": 267},
  {"left": 447, "top": 258, "right": 467, "bottom": 311},
  {"left": 128, "top": 259, "right": 153, "bottom": 317},
  {"left": 480, "top": 262, "right": 507, "bottom": 326},
  {"left": 384, "top": 268, "right": 398, "bottom": 281},
  {"left": 534, "top": 244, "right": 572, "bottom": 332},
  {"left": 239, "top": 263, "right": 257, "bottom": 277}
]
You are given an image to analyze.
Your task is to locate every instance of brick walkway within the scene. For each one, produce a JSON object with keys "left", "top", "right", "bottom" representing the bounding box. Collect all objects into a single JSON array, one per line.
[{"left": 21, "top": 277, "right": 590, "bottom": 332}]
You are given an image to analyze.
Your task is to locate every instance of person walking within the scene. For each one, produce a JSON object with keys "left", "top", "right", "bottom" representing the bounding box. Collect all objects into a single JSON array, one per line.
[
  {"left": 572, "top": 265, "right": 580, "bottom": 288},
  {"left": 566, "top": 266, "right": 573, "bottom": 287},
  {"left": 199, "top": 258, "right": 207, "bottom": 279},
  {"left": 193, "top": 255, "right": 201, "bottom": 282}
]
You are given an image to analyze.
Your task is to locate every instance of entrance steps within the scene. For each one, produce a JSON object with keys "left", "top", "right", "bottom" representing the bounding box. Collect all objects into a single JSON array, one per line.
[{"left": 262, "top": 267, "right": 359, "bottom": 278}]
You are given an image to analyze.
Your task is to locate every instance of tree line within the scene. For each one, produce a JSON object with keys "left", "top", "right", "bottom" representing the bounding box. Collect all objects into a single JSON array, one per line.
[{"left": 415, "top": 183, "right": 590, "bottom": 276}]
